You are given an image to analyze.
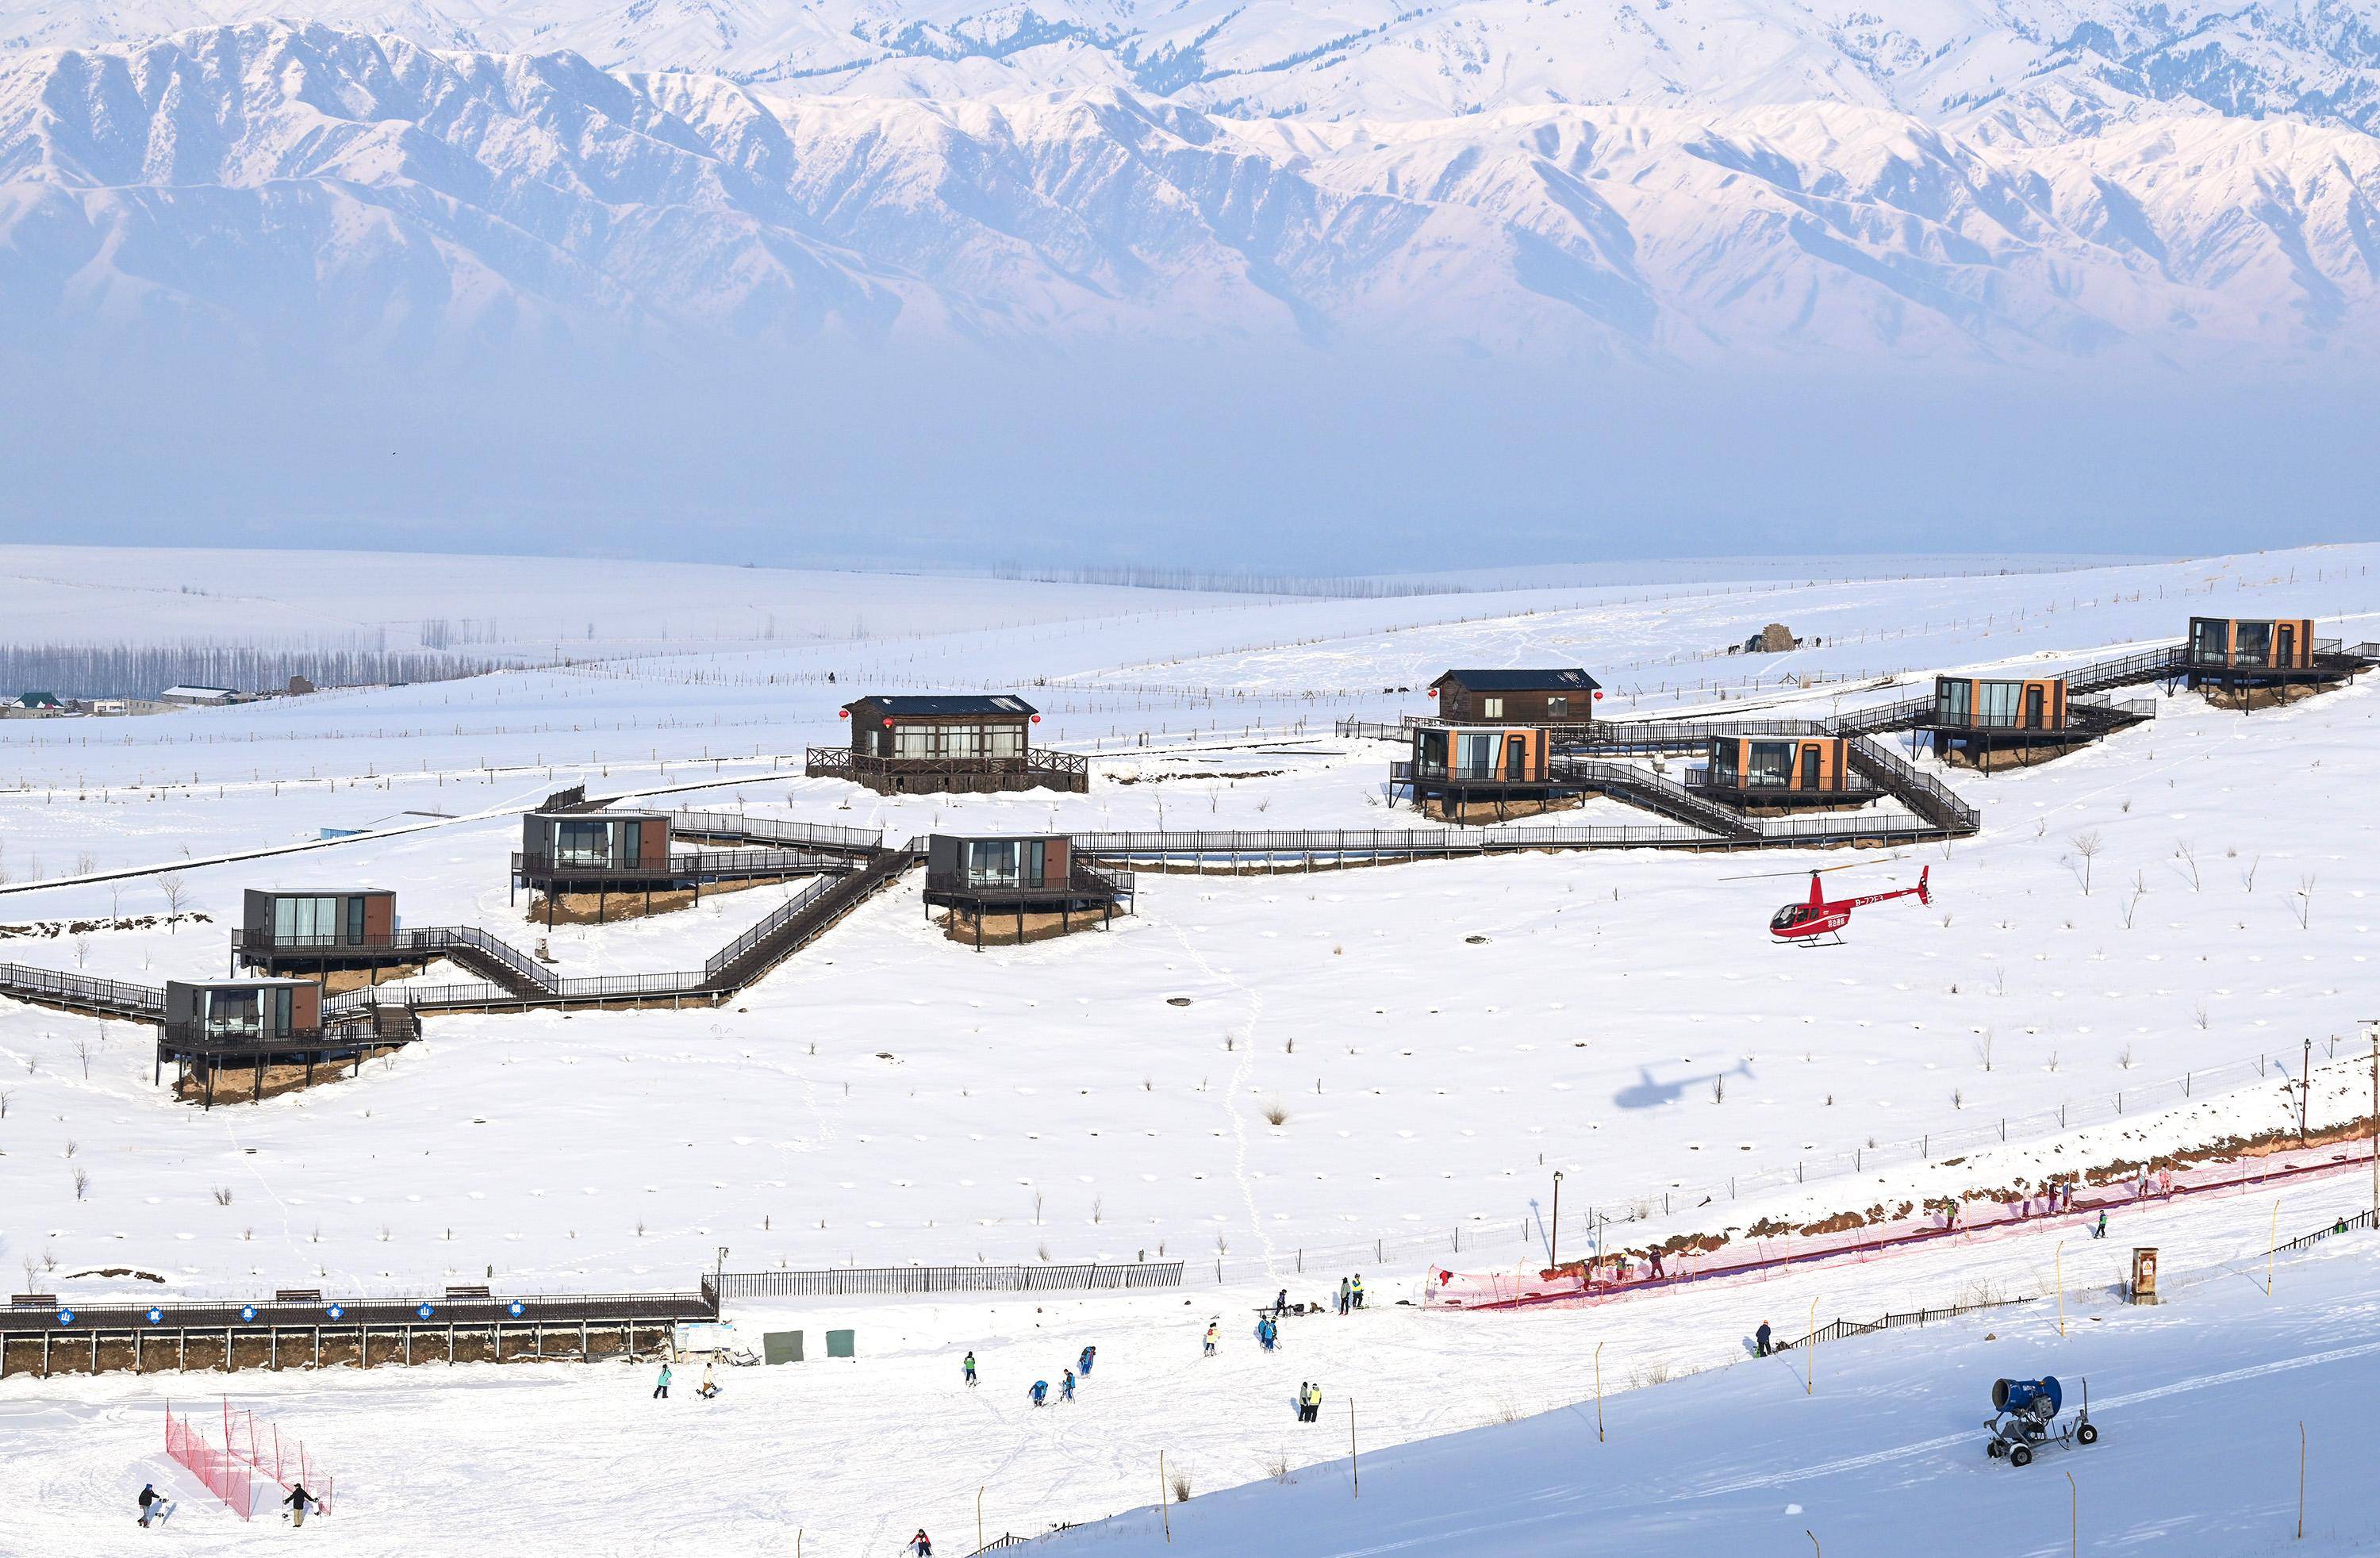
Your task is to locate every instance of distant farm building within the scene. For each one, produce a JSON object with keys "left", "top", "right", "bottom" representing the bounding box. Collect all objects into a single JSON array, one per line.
[
  {"left": 1426, "top": 669, "right": 1599, "bottom": 727},
  {"left": 808, "top": 695, "right": 1088, "bottom": 795},
  {"left": 923, "top": 834, "right": 1134, "bottom": 947},
  {"left": 159, "top": 685, "right": 241, "bottom": 705}
]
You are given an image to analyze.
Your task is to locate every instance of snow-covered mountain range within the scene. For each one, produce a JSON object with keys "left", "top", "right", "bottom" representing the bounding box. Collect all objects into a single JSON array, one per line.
[{"left": 3, "top": 10, "right": 2380, "bottom": 360}]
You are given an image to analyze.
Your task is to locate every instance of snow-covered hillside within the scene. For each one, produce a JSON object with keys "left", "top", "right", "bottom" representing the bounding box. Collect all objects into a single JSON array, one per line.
[
  {"left": 2, "top": 543, "right": 2378, "bottom": 1553},
  {"left": 9, "top": 19, "right": 2380, "bottom": 359}
]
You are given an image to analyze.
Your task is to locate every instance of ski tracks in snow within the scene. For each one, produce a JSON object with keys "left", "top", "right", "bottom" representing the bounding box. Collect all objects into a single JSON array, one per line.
[{"left": 1167, "top": 923, "right": 1276, "bottom": 1279}]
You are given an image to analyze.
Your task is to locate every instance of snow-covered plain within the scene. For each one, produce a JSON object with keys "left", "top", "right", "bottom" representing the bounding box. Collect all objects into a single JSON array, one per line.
[{"left": 2, "top": 543, "right": 2378, "bottom": 1552}]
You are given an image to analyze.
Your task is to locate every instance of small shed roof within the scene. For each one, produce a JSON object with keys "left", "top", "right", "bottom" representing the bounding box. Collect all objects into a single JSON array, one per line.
[
  {"left": 1430, "top": 668, "right": 1602, "bottom": 693},
  {"left": 846, "top": 694, "right": 1038, "bottom": 717},
  {"left": 160, "top": 685, "right": 238, "bottom": 700},
  {"left": 15, "top": 691, "right": 62, "bottom": 708}
]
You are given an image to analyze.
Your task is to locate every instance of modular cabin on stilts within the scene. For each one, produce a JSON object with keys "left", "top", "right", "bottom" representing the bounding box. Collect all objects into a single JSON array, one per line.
[
  {"left": 1692, "top": 735, "right": 1877, "bottom": 812},
  {"left": 2184, "top": 616, "right": 2367, "bottom": 708},
  {"left": 923, "top": 835, "right": 1134, "bottom": 947}
]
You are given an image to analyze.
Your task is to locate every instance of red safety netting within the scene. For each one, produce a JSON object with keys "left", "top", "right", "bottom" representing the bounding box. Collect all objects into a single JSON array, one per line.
[
  {"left": 164, "top": 1400, "right": 336, "bottom": 1520},
  {"left": 164, "top": 1403, "right": 254, "bottom": 1520},
  {"left": 1426, "top": 1137, "right": 2375, "bottom": 1311},
  {"left": 221, "top": 1399, "right": 336, "bottom": 1516}
]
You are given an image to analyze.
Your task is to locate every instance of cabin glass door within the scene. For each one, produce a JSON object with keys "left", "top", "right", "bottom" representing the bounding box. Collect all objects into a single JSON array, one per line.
[{"left": 1798, "top": 744, "right": 1821, "bottom": 789}]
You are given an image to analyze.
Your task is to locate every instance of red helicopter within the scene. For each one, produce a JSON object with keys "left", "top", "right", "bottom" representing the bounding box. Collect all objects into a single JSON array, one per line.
[{"left": 1729, "top": 862, "right": 1932, "bottom": 946}]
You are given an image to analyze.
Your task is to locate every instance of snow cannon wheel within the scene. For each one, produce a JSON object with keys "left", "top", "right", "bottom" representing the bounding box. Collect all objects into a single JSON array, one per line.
[
  {"left": 2009, "top": 1445, "right": 2033, "bottom": 1468},
  {"left": 2078, "top": 1424, "right": 2099, "bottom": 1446}
]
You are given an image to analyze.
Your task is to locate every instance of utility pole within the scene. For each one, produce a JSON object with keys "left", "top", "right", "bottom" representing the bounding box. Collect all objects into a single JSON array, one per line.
[
  {"left": 2298, "top": 1034, "right": 2313, "bottom": 1142},
  {"left": 2367, "top": 1022, "right": 2377, "bottom": 1221},
  {"left": 1550, "top": 1171, "right": 1563, "bottom": 1271}
]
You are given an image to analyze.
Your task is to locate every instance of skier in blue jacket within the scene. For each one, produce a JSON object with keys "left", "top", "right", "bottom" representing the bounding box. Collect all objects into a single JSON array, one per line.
[{"left": 1031, "top": 1379, "right": 1049, "bottom": 1406}]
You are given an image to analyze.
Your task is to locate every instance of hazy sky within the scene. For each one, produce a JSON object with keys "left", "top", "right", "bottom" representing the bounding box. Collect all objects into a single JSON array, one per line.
[{"left": 6, "top": 340, "right": 2374, "bottom": 570}]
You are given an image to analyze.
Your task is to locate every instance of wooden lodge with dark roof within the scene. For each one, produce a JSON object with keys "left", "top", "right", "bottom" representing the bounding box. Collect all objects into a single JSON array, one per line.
[
  {"left": 808, "top": 695, "right": 1088, "bottom": 795},
  {"left": 922, "top": 834, "right": 1134, "bottom": 948},
  {"left": 1426, "top": 669, "right": 1600, "bottom": 728}
]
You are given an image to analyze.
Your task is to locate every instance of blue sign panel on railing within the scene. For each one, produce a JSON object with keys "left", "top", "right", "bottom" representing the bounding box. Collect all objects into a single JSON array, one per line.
[
  {"left": 325, "top": 1303, "right": 345, "bottom": 1320},
  {"left": 56, "top": 1308, "right": 76, "bottom": 1326},
  {"left": 147, "top": 1307, "right": 165, "bottom": 1325},
  {"left": 416, "top": 1303, "right": 436, "bottom": 1321},
  {"left": 239, "top": 1305, "right": 258, "bottom": 1323}
]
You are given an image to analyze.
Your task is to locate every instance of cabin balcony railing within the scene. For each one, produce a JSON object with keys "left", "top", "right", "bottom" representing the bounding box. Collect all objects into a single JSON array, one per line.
[
  {"left": 1684, "top": 769, "right": 1874, "bottom": 796},
  {"left": 804, "top": 747, "right": 1090, "bottom": 781},
  {"left": 1920, "top": 709, "right": 2071, "bottom": 732},
  {"left": 159, "top": 1022, "right": 368, "bottom": 1057},
  {"left": 2184, "top": 636, "right": 2340, "bottom": 672},
  {"left": 511, "top": 849, "right": 848, "bottom": 882},
  {"left": 923, "top": 864, "right": 1134, "bottom": 904},
  {"left": 232, "top": 928, "right": 395, "bottom": 954}
]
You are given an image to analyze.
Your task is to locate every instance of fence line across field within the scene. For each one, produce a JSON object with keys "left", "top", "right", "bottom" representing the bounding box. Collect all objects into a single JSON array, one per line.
[
  {"left": 1195, "top": 1041, "right": 2357, "bottom": 1289},
  {"left": 708, "top": 1261, "right": 1185, "bottom": 1301}
]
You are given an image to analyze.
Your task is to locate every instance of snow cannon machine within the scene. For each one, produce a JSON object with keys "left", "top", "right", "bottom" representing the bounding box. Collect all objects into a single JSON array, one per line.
[{"left": 1985, "top": 1376, "right": 2098, "bottom": 1467}]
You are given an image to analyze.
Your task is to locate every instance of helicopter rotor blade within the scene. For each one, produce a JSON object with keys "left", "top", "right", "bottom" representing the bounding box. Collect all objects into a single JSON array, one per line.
[{"left": 1718, "top": 856, "right": 1906, "bottom": 884}]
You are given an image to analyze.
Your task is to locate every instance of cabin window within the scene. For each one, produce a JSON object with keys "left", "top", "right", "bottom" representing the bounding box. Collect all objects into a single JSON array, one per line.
[
  {"left": 1977, "top": 681, "right": 2020, "bottom": 727},
  {"left": 2190, "top": 618, "right": 2227, "bottom": 664},
  {"left": 1455, "top": 732, "right": 1496, "bottom": 779},
  {"left": 1415, "top": 729, "right": 1449, "bottom": 779},
  {"left": 271, "top": 896, "right": 340, "bottom": 943},
  {"left": 555, "top": 819, "right": 610, "bottom": 867},
  {"left": 1545, "top": 696, "right": 1568, "bottom": 719},
  {"left": 347, "top": 896, "right": 368, "bottom": 943},
  {"left": 965, "top": 840, "right": 1043, "bottom": 889},
  {"left": 892, "top": 723, "right": 1026, "bottom": 760},
  {"left": 622, "top": 821, "right": 643, "bottom": 866},
  {"left": 2233, "top": 621, "right": 2272, "bottom": 668},
  {"left": 1935, "top": 680, "right": 1971, "bottom": 725},
  {"left": 1481, "top": 696, "right": 1505, "bottom": 719},
  {"left": 1747, "top": 741, "right": 1794, "bottom": 787},
  {"left": 1709, "top": 743, "right": 1740, "bottom": 787},
  {"left": 202, "top": 987, "right": 289, "bottom": 1035}
]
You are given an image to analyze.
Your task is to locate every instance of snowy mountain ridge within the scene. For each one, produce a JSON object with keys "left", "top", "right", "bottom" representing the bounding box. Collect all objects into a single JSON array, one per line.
[
  {"left": 10, "top": 0, "right": 2380, "bottom": 133},
  {"left": 6, "top": 21, "right": 2380, "bottom": 362}
]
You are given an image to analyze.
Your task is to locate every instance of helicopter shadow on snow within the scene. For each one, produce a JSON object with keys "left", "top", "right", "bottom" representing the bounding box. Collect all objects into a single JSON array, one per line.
[{"left": 1612, "top": 1060, "right": 1753, "bottom": 1111}]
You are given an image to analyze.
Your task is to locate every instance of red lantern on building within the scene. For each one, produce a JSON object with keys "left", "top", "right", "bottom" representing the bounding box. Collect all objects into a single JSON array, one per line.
[
  {"left": 1031, "top": 714, "right": 1042, "bottom": 724},
  {"left": 1593, "top": 690, "right": 1603, "bottom": 700},
  {"left": 882, "top": 718, "right": 895, "bottom": 728},
  {"left": 1426, "top": 688, "right": 1438, "bottom": 698},
  {"left": 838, "top": 708, "right": 850, "bottom": 719}
]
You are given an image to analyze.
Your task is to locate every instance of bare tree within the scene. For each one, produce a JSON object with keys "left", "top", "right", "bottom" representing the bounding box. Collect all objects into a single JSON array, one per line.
[
  {"left": 71, "top": 935, "right": 90, "bottom": 970},
  {"left": 73, "top": 1036, "right": 92, "bottom": 1079},
  {"left": 2121, "top": 871, "right": 2147, "bottom": 930},
  {"left": 2069, "top": 831, "right": 2103, "bottom": 895},
  {"left": 72, "top": 1168, "right": 90, "bottom": 1200},
  {"left": 107, "top": 881, "right": 123, "bottom": 921},
  {"left": 2173, "top": 839, "right": 2200, "bottom": 891},
  {"left": 2292, "top": 874, "right": 2317, "bottom": 931},
  {"left": 2241, "top": 854, "right": 2261, "bottom": 893},
  {"left": 155, "top": 871, "right": 189, "bottom": 929},
  {"left": 1973, "top": 1028, "right": 1994, "bottom": 1073}
]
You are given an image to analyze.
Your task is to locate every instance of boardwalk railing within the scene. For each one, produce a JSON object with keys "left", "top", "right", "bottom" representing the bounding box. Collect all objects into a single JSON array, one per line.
[
  {"left": 0, "top": 961, "right": 165, "bottom": 1017},
  {"left": 667, "top": 811, "right": 884, "bottom": 853},
  {"left": 1778, "top": 1293, "right": 2034, "bottom": 1353},
  {"left": 706, "top": 1261, "right": 1186, "bottom": 1301},
  {"left": 512, "top": 847, "right": 853, "bottom": 883},
  {"left": 2270, "top": 1207, "right": 2376, "bottom": 1259}
]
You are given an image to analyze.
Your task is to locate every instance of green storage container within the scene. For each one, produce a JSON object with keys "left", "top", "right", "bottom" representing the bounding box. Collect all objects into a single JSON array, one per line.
[
  {"left": 763, "top": 1330, "right": 804, "bottom": 1364},
  {"left": 824, "top": 1328, "right": 855, "bottom": 1359}
]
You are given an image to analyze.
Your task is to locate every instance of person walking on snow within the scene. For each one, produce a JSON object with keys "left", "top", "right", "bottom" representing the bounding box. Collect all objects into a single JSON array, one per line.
[
  {"left": 1351, "top": 1274, "right": 1365, "bottom": 1310},
  {"left": 283, "top": 1483, "right": 315, "bottom": 1528},
  {"left": 1203, "top": 1322, "right": 1218, "bottom": 1357},
  {"left": 1338, "top": 1277, "right": 1350, "bottom": 1315},
  {"left": 1755, "top": 1320, "right": 1772, "bottom": 1357},
  {"left": 1274, "top": 1289, "right": 1288, "bottom": 1318},
  {"left": 697, "top": 1363, "right": 720, "bottom": 1400},
  {"left": 1079, "top": 1345, "right": 1096, "bottom": 1376},
  {"left": 908, "top": 1529, "right": 934, "bottom": 1556},
  {"left": 1294, "top": 1381, "right": 1310, "bottom": 1422},
  {"left": 2093, "top": 1210, "right": 2109, "bottom": 1240},
  {"left": 1307, "top": 1383, "right": 1322, "bottom": 1422},
  {"left": 653, "top": 1364, "right": 672, "bottom": 1399},
  {"left": 963, "top": 1351, "right": 978, "bottom": 1387},
  {"left": 136, "top": 1483, "right": 173, "bottom": 1529},
  {"left": 1031, "top": 1380, "right": 1049, "bottom": 1406},
  {"left": 1061, "top": 1368, "right": 1077, "bottom": 1402}
]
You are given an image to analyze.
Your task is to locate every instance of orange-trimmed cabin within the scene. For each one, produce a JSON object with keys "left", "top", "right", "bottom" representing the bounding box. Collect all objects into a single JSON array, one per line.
[
  {"left": 1695, "top": 735, "right": 1868, "bottom": 809},
  {"left": 1406, "top": 723, "right": 1572, "bottom": 819},
  {"left": 2187, "top": 616, "right": 2317, "bottom": 673}
]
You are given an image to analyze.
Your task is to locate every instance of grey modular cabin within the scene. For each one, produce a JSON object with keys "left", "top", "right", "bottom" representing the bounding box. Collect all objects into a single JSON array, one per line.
[
  {"left": 232, "top": 889, "right": 397, "bottom": 975},
  {"left": 808, "top": 695, "right": 1088, "bottom": 795},
  {"left": 922, "top": 834, "right": 1134, "bottom": 948}
]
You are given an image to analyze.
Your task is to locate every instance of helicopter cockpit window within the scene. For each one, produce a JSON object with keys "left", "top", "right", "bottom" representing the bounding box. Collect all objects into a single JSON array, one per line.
[{"left": 1772, "top": 905, "right": 1807, "bottom": 930}]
